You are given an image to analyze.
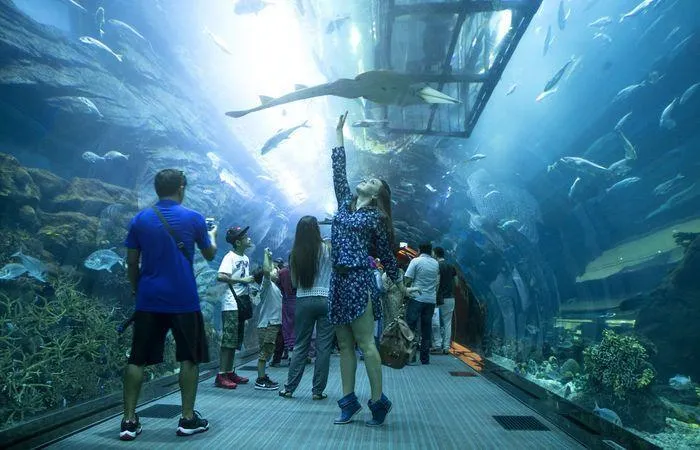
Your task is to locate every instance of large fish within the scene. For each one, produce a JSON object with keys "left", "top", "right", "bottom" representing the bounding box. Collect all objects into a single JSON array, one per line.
[
  {"left": 536, "top": 58, "right": 574, "bottom": 101},
  {"left": 614, "top": 112, "right": 633, "bottom": 132},
  {"left": 260, "top": 121, "right": 310, "bottom": 155},
  {"left": 606, "top": 176, "right": 641, "bottom": 194},
  {"left": 107, "top": 19, "right": 147, "bottom": 41},
  {"left": 646, "top": 183, "right": 700, "bottom": 220},
  {"left": 225, "top": 70, "right": 461, "bottom": 118},
  {"left": 613, "top": 82, "right": 645, "bottom": 103},
  {"left": 680, "top": 82, "right": 699, "bottom": 105}
]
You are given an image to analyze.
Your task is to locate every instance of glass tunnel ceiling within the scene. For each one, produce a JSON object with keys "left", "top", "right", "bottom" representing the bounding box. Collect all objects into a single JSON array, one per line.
[{"left": 375, "top": 0, "right": 541, "bottom": 138}]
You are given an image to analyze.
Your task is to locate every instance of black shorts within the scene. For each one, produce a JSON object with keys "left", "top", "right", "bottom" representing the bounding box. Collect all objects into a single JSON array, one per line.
[{"left": 128, "top": 311, "right": 210, "bottom": 366}]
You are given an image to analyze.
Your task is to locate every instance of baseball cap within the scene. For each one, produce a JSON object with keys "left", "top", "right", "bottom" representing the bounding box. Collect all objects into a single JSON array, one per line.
[{"left": 225, "top": 225, "right": 249, "bottom": 244}]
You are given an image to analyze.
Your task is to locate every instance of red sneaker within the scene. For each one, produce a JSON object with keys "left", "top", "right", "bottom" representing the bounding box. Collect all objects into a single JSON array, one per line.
[
  {"left": 228, "top": 372, "right": 249, "bottom": 384},
  {"left": 215, "top": 373, "right": 237, "bottom": 389}
]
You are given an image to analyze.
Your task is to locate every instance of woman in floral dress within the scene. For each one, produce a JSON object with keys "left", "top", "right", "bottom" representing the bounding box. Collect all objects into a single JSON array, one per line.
[{"left": 329, "top": 112, "right": 404, "bottom": 427}]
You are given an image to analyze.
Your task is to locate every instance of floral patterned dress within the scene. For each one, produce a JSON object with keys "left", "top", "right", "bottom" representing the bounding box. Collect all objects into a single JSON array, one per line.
[{"left": 328, "top": 146, "right": 400, "bottom": 325}]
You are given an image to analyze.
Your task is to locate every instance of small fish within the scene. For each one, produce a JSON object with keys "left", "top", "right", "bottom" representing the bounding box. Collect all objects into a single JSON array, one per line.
[
  {"left": 107, "top": 19, "right": 147, "bottom": 41},
  {"left": 536, "top": 88, "right": 558, "bottom": 102},
  {"left": 593, "top": 402, "right": 622, "bottom": 426},
  {"left": 568, "top": 177, "right": 582, "bottom": 200},
  {"left": 103, "top": 150, "right": 130, "bottom": 161},
  {"left": 660, "top": 98, "right": 678, "bottom": 130},
  {"left": 664, "top": 26, "right": 681, "bottom": 44},
  {"left": 425, "top": 184, "right": 437, "bottom": 193},
  {"left": 61, "top": 0, "right": 87, "bottom": 13},
  {"left": 593, "top": 32, "right": 613, "bottom": 44},
  {"left": 620, "top": 0, "right": 657, "bottom": 23},
  {"left": 234, "top": 0, "right": 270, "bottom": 15},
  {"left": 653, "top": 174, "right": 685, "bottom": 196},
  {"left": 543, "top": 58, "right": 574, "bottom": 93},
  {"left": 0, "top": 263, "right": 28, "bottom": 281},
  {"left": 468, "top": 153, "right": 487, "bottom": 162},
  {"left": 617, "top": 130, "right": 637, "bottom": 160},
  {"left": 83, "top": 249, "right": 124, "bottom": 272},
  {"left": 599, "top": 312, "right": 616, "bottom": 319},
  {"left": 79, "top": 36, "right": 122, "bottom": 62},
  {"left": 326, "top": 16, "right": 351, "bottom": 34},
  {"left": 679, "top": 82, "right": 699, "bottom": 105},
  {"left": 203, "top": 27, "right": 233, "bottom": 55},
  {"left": 588, "top": 17, "right": 612, "bottom": 28},
  {"left": 614, "top": 112, "right": 632, "bottom": 132},
  {"left": 557, "top": 0, "right": 570, "bottom": 30},
  {"left": 82, "top": 151, "right": 105, "bottom": 163},
  {"left": 606, "top": 176, "right": 641, "bottom": 194},
  {"left": 260, "top": 121, "right": 310, "bottom": 155},
  {"left": 613, "top": 82, "right": 645, "bottom": 103},
  {"left": 352, "top": 119, "right": 389, "bottom": 128},
  {"left": 484, "top": 190, "right": 500, "bottom": 200},
  {"left": 95, "top": 7, "right": 105, "bottom": 39},
  {"left": 505, "top": 83, "right": 518, "bottom": 96},
  {"left": 543, "top": 25, "right": 554, "bottom": 56},
  {"left": 501, "top": 219, "right": 521, "bottom": 230},
  {"left": 669, "top": 374, "right": 692, "bottom": 390}
]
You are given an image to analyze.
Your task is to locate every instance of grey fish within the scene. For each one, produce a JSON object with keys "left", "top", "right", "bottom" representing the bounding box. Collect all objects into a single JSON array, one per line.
[
  {"left": 103, "top": 150, "right": 130, "bottom": 161},
  {"left": 47, "top": 96, "right": 103, "bottom": 118},
  {"left": 608, "top": 158, "right": 632, "bottom": 177},
  {"left": 225, "top": 70, "right": 460, "bottom": 118},
  {"left": 594, "top": 403, "right": 622, "bottom": 426},
  {"left": 95, "top": 7, "right": 105, "bottom": 39},
  {"left": 0, "top": 263, "right": 28, "bottom": 281},
  {"left": 679, "top": 82, "right": 699, "bottom": 105},
  {"left": 614, "top": 112, "right": 633, "bottom": 132},
  {"left": 543, "top": 58, "right": 574, "bottom": 93},
  {"left": 664, "top": 26, "right": 681, "bottom": 44},
  {"left": 617, "top": 130, "right": 637, "bottom": 160},
  {"left": 260, "top": 121, "right": 310, "bottom": 155},
  {"left": 653, "top": 174, "right": 685, "bottom": 196},
  {"left": 234, "top": 0, "right": 270, "bottom": 15},
  {"left": 606, "top": 176, "right": 641, "bottom": 194},
  {"left": 669, "top": 374, "right": 692, "bottom": 390},
  {"left": 660, "top": 97, "right": 678, "bottom": 129},
  {"left": 107, "top": 19, "right": 147, "bottom": 41},
  {"left": 468, "top": 153, "right": 487, "bottom": 162},
  {"left": 12, "top": 249, "right": 47, "bottom": 282},
  {"left": 543, "top": 25, "right": 554, "bottom": 56},
  {"left": 506, "top": 83, "right": 518, "bottom": 95},
  {"left": 593, "top": 32, "right": 612, "bottom": 44},
  {"left": 79, "top": 36, "right": 122, "bottom": 62},
  {"left": 613, "top": 82, "right": 645, "bottom": 103},
  {"left": 352, "top": 119, "right": 388, "bottom": 128},
  {"left": 82, "top": 151, "right": 105, "bottom": 163},
  {"left": 60, "top": 0, "right": 87, "bottom": 13},
  {"left": 620, "top": 0, "right": 657, "bottom": 23},
  {"left": 588, "top": 17, "right": 612, "bottom": 28},
  {"left": 84, "top": 249, "right": 124, "bottom": 272},
  {"left": 646, "top": 183, "right": 699, "bottom": 220},
  {"left": 558, "top": 156, "right": 611, "bottom": 178},
  {"left": 557, "top": 0, "right": 569, "bottom": 30},
  {"left": 326, "top": 16, "right": 351, "bottom": 34}
]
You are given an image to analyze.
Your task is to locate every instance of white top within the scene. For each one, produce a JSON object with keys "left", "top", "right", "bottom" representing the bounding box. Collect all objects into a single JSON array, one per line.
[
  {"left": 405, "top": 253, "right": 439, "bottom": 303},
  {"left": 295, "top": 243, "right": 332, "bottom": 299},
  {"left": 218, "top": 250, "right": 250, "bottom": 311},
  {"left": 257, "top": 275, "right": 282, "bottom": 328}
]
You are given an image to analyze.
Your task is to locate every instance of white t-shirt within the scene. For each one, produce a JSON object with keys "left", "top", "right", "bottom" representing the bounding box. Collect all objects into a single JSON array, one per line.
[
  {"left": 405, "top": 254, "right": 439, "bottom": 303},
  {"left": 218, "top": 251, "right": 250, "bottom": 311}
]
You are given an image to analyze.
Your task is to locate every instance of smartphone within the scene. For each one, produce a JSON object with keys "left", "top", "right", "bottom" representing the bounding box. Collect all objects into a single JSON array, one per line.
[{"left": 206, "top": 218, "right": 216, "bottom": 230}]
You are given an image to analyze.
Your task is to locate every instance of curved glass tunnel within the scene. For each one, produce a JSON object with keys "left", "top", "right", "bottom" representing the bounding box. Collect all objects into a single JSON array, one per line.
[{"left": 0, "top": 0, "right": 699, "bottom": 448}]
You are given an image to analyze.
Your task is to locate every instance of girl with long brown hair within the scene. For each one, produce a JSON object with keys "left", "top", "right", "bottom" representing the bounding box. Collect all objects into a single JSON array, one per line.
[{"left": 328, "top": 112, "right": 404, "bottom": 427}]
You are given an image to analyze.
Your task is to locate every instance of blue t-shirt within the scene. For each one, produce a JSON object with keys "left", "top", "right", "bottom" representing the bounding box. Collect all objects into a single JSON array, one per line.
[{"left": 124, "top": 199, "right": 212, "bottom": 313}]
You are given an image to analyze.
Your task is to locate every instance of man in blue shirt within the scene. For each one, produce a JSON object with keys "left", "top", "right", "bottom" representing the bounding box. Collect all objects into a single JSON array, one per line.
[{"left": 120, "top": 169, "right": 217, "bottom": 441}]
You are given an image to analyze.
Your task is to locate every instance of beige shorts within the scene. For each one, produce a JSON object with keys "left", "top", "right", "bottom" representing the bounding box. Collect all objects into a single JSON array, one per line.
[{"left": 258, "top": 324, "right": 281, "bottom": 361}]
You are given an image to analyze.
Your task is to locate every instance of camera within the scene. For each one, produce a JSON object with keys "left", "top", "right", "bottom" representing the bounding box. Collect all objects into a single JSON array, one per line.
[{"left": 206, "top": 217, "right": 216, "bottom": 231}]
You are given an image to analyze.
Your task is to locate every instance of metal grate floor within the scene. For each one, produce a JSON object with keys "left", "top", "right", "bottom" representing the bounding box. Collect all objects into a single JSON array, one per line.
[
  {"left": 493, "top": 415, "right": 550, "bottom": 431},
  {"left": 449, "top": 371, "right": 478, "bottom": 377},
  {"left": 137, "top": 404, "right": 182, "bottom": 419}
]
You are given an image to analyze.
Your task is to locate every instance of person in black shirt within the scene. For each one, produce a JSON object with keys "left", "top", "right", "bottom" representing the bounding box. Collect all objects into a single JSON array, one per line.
[{"left": 431, "top": 247, "right": 457, "bottom": 354}]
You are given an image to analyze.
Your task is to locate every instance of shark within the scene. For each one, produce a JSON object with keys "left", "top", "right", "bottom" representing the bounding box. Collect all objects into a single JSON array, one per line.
[{"left": 225, "top": 70, "right": 461, "bottom": 118}]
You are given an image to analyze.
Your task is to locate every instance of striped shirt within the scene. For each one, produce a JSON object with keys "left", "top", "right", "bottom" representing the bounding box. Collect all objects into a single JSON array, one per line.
[{"left": 296, "top": 243, "right": 332, "bottom": 299}]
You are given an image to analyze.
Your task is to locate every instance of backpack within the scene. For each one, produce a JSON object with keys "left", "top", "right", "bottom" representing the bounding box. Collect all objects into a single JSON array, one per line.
[{"left": 379, "top": 315, "right": 416, "bottom": 369}]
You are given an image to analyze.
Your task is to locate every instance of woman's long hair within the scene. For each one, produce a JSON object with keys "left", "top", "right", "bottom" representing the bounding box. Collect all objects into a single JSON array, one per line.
[
  {"left": 290, "top": 215, "right": 322, "bottom": 289},
  {"left": 352, "top": 179, "right": 396, "bottom": 251}
]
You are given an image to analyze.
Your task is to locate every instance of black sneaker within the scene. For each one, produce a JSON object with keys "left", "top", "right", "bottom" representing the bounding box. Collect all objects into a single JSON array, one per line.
[
  {"left": 176, "top": 410, "right": 209, "bottom": 437},
  {"left": 255, "top": 375, "right": 279, "bottom": 390},
  {"left": 119, "top": 414, "right": 142, "bottom": 441}
]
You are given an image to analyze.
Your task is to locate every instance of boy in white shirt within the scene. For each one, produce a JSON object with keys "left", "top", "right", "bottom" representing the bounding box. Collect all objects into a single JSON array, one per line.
[
  {"left": 252, "top": 248, "right": 282, "bottom": 390},
  {"left": 215, "top": 226, "right": 254, "bottom": 389}
]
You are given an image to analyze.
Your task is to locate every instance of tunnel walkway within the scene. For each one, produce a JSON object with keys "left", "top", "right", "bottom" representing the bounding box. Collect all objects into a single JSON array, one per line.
[{"left": 49, "top": 353, "right": 583, "bottom": 449}]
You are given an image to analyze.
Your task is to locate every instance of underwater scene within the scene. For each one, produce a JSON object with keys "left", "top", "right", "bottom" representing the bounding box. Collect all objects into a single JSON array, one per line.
[{"left": 0, "top": 0, "right": 699, "bottom": 447}]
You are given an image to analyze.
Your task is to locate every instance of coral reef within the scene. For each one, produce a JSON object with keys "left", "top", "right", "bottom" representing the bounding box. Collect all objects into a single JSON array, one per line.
[{"left": 583, "top": 329, "right": 655, "bottom": 400}]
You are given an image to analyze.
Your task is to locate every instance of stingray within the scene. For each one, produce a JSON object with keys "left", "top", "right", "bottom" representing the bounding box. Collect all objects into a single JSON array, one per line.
[{"left": 225, "top": 70, "right": 462, "bottom": 118}]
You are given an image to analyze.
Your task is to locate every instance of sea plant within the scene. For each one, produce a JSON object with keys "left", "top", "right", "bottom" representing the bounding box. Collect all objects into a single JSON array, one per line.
[{"left": 583, "top": 329, "right": 655, "bottom": 400}]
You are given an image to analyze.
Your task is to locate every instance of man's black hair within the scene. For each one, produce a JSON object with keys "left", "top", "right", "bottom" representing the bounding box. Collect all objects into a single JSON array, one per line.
[
  {"left": 252, "top": 268, "right": 264, "bottom": 285},
  {"left": 433, "top": 247, "right": 445, "bottom": 258},
  {"left": 419, "top": 242, "right": 432, "bottom": 255},
  {"left": 155, "top": 169, "right": 186, "bottom": 198}
]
